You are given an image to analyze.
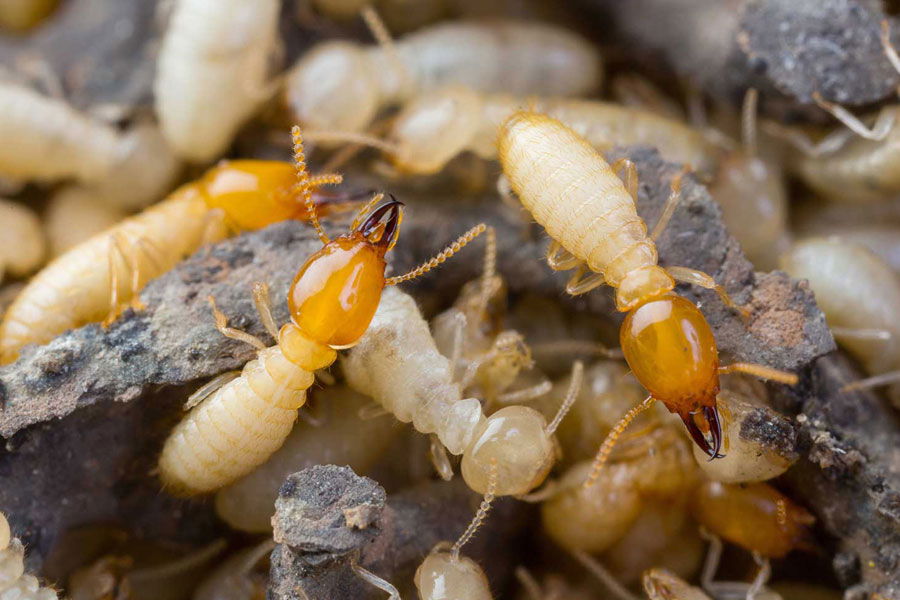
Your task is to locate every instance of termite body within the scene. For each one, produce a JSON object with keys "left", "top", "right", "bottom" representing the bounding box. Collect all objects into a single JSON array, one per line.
[
  {"left": 287, "top": 20, "right": 600, "bottom": 136},
  {"left": 0, "top": 159, "right": 351, "bottom": 364},
  {"left": 0, "top": 199, "right": 45, "bottom": 283},
  {"left": 159, "top": 129, "right": 487, "bottom": 494},
  {"left": 154, "top": 0, "right": 280, "bottom": 162},
  {"left": 0, "top": 511, "right": 59, "bottom": 599},
  {"left": 498, "top": 111, "right": 798, "bottom": 465}
]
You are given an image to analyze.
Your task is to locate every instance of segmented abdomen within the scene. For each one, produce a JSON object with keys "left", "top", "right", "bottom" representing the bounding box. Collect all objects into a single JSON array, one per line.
[
  {"left": 0, "top": 513, "right": 58, "bottom": 599},
  {"left": 160, "top": 346, "right": 315, "bottom": 495},
  {"left": 498, "top": 111, "right": 656, "bottom": 286},
  {"left": 0, "top": 186, "right": 226, "bottom": 364}
]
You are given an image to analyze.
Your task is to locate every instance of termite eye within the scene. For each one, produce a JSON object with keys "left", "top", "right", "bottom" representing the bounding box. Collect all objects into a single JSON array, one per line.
[{"left": 357, "top": 197, "right": 404, "bottom": 250}]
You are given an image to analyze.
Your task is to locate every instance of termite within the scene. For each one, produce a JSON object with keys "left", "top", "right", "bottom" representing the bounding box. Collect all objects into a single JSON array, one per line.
[
  {"left": 0, "top": 198, "right": 46, "bottom": 283},
  {"left": 343, "top": 286, "right": 582, "bottom": 495},
  {"left": 286, "top": 20, "right": 600, "bottom": 137},
  {"left": 44, "top": 187, "right": 126, "bottom": 258},
  {"left": 0, "top": 0, "right": 58, "bottom": 32},
  {"left": 0, "top": 511, "right": 59, "bottom": 599},
  {"left": 213, "top": 385, "right": 403, "bottom": 532},
  {"left": 496, "top": 111, "right": 798, "bottom": 469},
  {"left": 154, "top": 0, "right": 280, "bottom": 162},
  {"left": 691, "top": 481, "right": 814, "bottom": 600},
  {"left": 307, "top": 86, "right": 719, "bottom": 177},
  {"left": 0, "top": 153, "right": 356, "bottom": 364},
  {"left": 780, "top": 237, "right": 900, "bottom": 402},
  {"left": 157, "top": 128, "right": 488, "bottom": 495}
]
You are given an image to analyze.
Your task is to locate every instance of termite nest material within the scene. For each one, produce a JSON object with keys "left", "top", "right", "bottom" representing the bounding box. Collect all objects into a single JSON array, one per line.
[{"left": 0, "top": 1, "right": 898, "bottom": 599}]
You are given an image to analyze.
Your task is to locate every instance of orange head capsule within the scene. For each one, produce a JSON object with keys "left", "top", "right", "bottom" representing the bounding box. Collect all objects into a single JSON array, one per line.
[
  {"left": 692, "top": 480, "right": 815, "bottom": 558},
  {"left": 199, "top": 160, "right": 362, "bottom": 231},
  {"left": 288, "top": 198, "right": 403, "bottom": 349},
  {"left": 620, "top": 294, "right": 723, "bottom": 458}
]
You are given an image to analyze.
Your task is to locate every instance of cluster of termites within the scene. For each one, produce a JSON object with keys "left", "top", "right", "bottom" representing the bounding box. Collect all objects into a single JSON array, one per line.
[{"left": 3, "top": 1, "right": 897, "bottom": 599}]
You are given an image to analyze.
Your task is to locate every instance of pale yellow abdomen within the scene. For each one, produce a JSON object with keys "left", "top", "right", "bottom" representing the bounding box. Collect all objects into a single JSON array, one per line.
[
  {"left": 498, "top": 111, "right": 657, "bottom": 286},
  {"left": 159, "top": 346, "right": 315, "bottom": 496},
  {"left": 0, "top": 187, "right": 226, "bottom": 364}
]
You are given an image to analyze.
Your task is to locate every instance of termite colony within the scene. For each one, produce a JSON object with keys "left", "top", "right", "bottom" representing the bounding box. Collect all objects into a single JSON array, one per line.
[{"left": 2, "top": 0, "right": 897, "bottom": 599}]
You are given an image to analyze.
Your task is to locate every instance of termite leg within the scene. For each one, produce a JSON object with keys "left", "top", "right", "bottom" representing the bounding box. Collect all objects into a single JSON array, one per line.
[
  {"left": 570, "top": 549, "right": 640, "bottom": 600},
  {"left": 699, "top": 529, "right": 724, "bottom": 591},
  {"left": 665, "top": 265, "right": 750, "bottom": 319},
  {"left": 429, "top": 434, "right": 454, "bottom": 481},
  {"left": 359, "top": 4, "right": 412, "bottom": 94},
  {"left": 565, "top": 265, "right": 606, "bottom": 296},
  {"left": 515, "top": 566, "right": 544, "bottom": 600},
  {"left": 357, "top": 401, "right": 390, "bottom": 420},
  {"left": 385, "top": 223, "right": 488, "bottom": 285},
  {"left": 583, "top": 395, "right": 656, "bottom": 488},
  {"left": 103, "top": 233, "right": 138, "bottom": 327},
  {"left": 251, "top": 282, "right": 279, "bottom": 340},
  {"left": 351, "top": 558, "right": 400, "bottom": 600},
  {"left": 495, "top": 380, "right": 553, "bottom": 405},
  {"left": 761, "top": 120, "right": 853, "bottom": 157},
  {"left": 830, "top": 326, "right": 892, "bottom": 342},
  {"left": 841, "top": 370, "right": 900, "bottom": 393},
  {"left": 650, "top": 169, "right": 687, "bottom": 243},
  {"left": 207, "top": 296, "right": 267, "bottom": 350},
  {"left": 718, "top": 362, "right": 799, "bottom": 386},
  {"left": 121, "top": 235, "right": 147, "bottom": 312},
  {"left": 610, "top": 158, "right": 639, "bottom": 201},
  {"left": 546, "top": 240, "right": 582, "bottom": 271},
  {"left": 184, "top": 371, "right": 242, "bottom": 410},
  {"left": 747, "top": 553, "right": 772, "bottom": 600},
  {"left": 812, "top": 92, "right": 893, "bottom": 141}
]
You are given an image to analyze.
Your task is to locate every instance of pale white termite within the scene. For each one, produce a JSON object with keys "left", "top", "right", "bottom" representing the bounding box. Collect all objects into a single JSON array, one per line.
[
  {"left": 0, "top": 512, "right": 59, "bottom": 599},
  {"left": 0, "top": 198, "right": 46, "bottom": 283},
  {"left": 44, "top": 187, "right": 126, "bottom": 258},
  {"left": 286, "top": 20, "right": 601, "bottom": 136},
  {"left": 154, "top": 0, "right": 281, "bottom": 162},
  {"left": 780, "top": 237, "right": 900, "bottom": 402},
  {"left": 213, "top": 385, "right": 403, "bottom": 532},
  {"left": 343, "top": 286, "right": 582, "bottom": 496}
]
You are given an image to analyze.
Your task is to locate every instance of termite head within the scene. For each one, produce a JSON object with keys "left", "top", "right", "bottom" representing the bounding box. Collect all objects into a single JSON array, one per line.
[
  {"left": 285, "top": 41, "right": 380, "bottom": 136},
  {"left": 620, "top": 294, "right": 724, "bottom": 458},
  {"left": 200, "top": 160, "right": 361, "bottom": 231},
  {"left": 389, "top": 86, "right": 483, "bottom": 175},
  {"left": 287, "top": 197, "right": 403, "bottom": 349}
]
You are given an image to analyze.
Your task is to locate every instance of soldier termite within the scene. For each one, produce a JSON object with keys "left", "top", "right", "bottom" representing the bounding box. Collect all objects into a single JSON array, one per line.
[
  {"left": 285, "top": 20, "right": 600, "bottom": 138},
  {"left": 496, "top": 111, "right": 798, "bottom": 469},
  {"left": 154, "top": 0, "right": 280, "bottom": 162},
  {"left": 0, "top": 511, "right": 59, "bottom": 599},
  {"left": 0, "top": 198, "right": 46, "bottom": 284},
  {"left": 780, "top": 237, "right": 900, "bottom": 404},
  {"left": 157, "top": 128, "right": 488, "bottom": 495},
  {"left": 343, "top": 285, "right": 582, "bottom": 496},
  {"left": 0, "top": 154, "right": 356, "bottom": 364}
]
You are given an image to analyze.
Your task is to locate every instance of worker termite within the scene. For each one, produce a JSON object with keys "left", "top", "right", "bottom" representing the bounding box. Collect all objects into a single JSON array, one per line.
[
  {"left": 0, "top": 511, "right": 59, "bottom": 599},
  {"left": 780, "top": 237, "right": 900, "bottom": 403},
  {"left": 286, "top": 20, "right": 600, "bottom": 137},
  {"left": 497, "top": 111, "right": 799, "bottom": 467},
  {"left": 343, "top": 286, "right": 582, "bottom": 496},
  {"left": 0, "top": 0, "right": 57, "bottom": 32},
  {"left": 0, "top": 151, "right": 356, "bottom": 364},
  {"left": 691, "top": 480, "right": 814, "bottom": 600},
  {"left": 0, "top": 198, "right": 46, "bottom": 283},
  {"left": 154, "top": 0, "right": 280, "bottom": 162},
  {"left": 214, "top": 385, "right": 403, "bottom": 533},
  {"left": 307, "top": 86, "right": 719, "bottom": 177},
  {"left": 158, "top": 128, "right": 488, "bottom": 495}
]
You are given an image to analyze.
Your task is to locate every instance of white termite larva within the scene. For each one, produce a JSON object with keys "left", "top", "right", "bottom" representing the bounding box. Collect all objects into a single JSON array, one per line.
[
  {"left": 780, "top": 236, "right": 900, "bottom": 402},
  {"left": 343, "top": 286, "right": 581, "bottom": 496},
  {"left": 0, "top": 81, "right": 121, "bottom": 184},
  {"left": 0, "top": 512, "right": 59, "bottom": 600},
  {"left": 287, "top": 20, "right": 601, "bottom": 136},
  {"left": 44, "top": 187, "right": 126, "bottom": 258},
  {"left": 0, "top": 198, "right": 46, "bottom": 282},
  {"left": 214, "top": 385, "right": 403, "bottom": 533},
  {"left": 154, "top": 0, "right": 281, "bottom": 162}
]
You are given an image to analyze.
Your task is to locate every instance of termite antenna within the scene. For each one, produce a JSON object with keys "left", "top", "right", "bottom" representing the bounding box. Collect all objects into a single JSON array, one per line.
[
  {"left": 742, "top": 88, "right": 759, "bottom": 157},
  {"left": 583, "top": 395, "right": 656, "bottom": 488},
  {"left": 291, "top": 126, "right": 330, "bottom": 244},
  {"left": 811, "top": 92, "right": 892, "bottom": 141},
  {"left": 303, "top": 129, "right": 402, "bottom": 156},
  {"left": 359, "top": 4, "right": 412, "bottom": 95},
  {"left": 385, "top": 223, "right": 487, "bottom": 285},
  {"left": 351, "top": 557, "right": 400, "bottom": 600},
  {"left": 546, "top": 360, "right": 584, "bottom": 435},
  {"left": 451, "top": 458, "right": 497, "bottom": 560},
  {"left": 841, "top": 369, "right": 900, "bottom": 393},
  {"left": 515, "top": 566, "right": 544, "bottom": 600},
  {"left": 477, "top": 225, "right": 497, "bottom": 318}
]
